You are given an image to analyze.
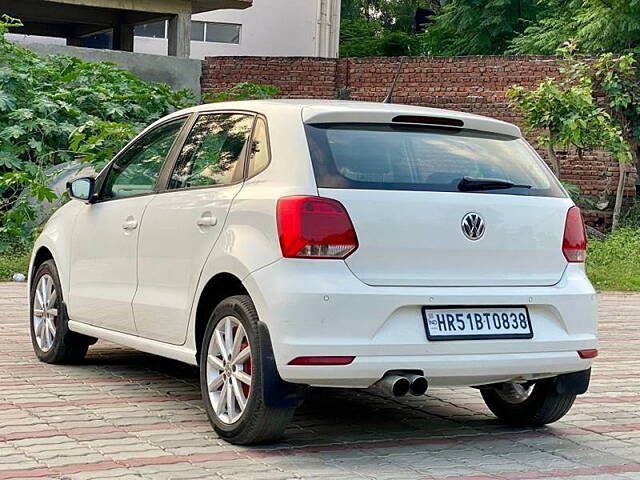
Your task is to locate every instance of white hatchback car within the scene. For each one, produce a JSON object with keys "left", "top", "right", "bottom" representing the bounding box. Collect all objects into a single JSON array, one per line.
[{"left": 29, "top": 100, "right": 597, "bottom": 444}]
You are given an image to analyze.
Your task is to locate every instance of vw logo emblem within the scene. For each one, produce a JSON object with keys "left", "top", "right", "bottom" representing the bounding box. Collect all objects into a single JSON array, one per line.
[{"left": 461, "top": 213, "right": 485, "bottom": 241}]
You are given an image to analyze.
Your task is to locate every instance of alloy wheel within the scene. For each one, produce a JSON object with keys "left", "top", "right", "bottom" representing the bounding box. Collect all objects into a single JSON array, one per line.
[
  {"left": 206, "top": 316, "right": 252, "bottom": 424},
  {"left": 33, "top": 274, "right": 58, "bottom": 352}
]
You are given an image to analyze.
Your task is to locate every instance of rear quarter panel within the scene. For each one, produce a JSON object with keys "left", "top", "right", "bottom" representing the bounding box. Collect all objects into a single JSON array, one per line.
[{"left": 183, "top": 106, "right": 319, "bottom": 351}]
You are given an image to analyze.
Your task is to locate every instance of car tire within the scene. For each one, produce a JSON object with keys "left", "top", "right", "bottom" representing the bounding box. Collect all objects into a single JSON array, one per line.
[
  {"left": 480, "top": 379, "right": 576, "bottom": 426},
  {"left": 30, "top": 260, "right": 93, "bottom": 364},
  {"left": 199, "top": 295, "right": 295, "bottom": 445}
]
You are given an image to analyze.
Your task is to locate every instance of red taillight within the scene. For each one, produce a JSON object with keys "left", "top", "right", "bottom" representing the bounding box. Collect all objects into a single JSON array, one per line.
[
  {"left": 563, "top": 206, "right": 587, "bottom": 263},
  {"left": 578, "top": 349, "right": 598, "bottom": 359},
  {"left": 288, "top": 356, "right": 355, "bottom": 366},
  {"left": 277, "top": 196, "right": 358, "bottom": 259}
]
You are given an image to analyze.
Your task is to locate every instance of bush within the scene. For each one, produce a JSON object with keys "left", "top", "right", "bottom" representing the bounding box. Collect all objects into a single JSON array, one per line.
[
  {"left": 0, "top": 15, "right": 194, "bottom": 251},
  {"left": 0, "top": 249, "right": 29, "bottom": 280},
  {"left": 586, "top": 227, "right": 640, "bottom": 291},
  {"left": 203, "top": 82, "right": 278, "bottom": 103}
]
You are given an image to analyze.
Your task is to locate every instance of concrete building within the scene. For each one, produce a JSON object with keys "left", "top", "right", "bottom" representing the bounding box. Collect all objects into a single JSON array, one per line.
[
  {"left": 2, "top": 0, "right": 253, "bottom": 57},
  {"left": 134, "top": 0, "right": 341, "bottom": 58},
  {"left": 5, "top": 0, "right": 342, "bottom": 59}
]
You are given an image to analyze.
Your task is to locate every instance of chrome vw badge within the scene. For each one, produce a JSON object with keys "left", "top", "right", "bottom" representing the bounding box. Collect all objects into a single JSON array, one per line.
[{"left": 461, "top": 213, "right": 485, "bottom": 240}]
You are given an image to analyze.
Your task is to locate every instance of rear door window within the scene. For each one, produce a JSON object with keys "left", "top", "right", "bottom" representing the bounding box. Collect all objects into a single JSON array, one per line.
[
  {"left": 305, "top": 124, "right": 564, "bottom": 197},
  {"left": 168, "top": 113, "right": 254, "bottom": 190}
]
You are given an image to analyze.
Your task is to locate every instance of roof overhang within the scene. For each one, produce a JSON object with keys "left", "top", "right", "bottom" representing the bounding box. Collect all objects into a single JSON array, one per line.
[
  {"left": 192, "top": 0, "right": 252, "bottom": 14},
  {"left": 43, "top": 0, "right": 253, "bottom": 14},
  {"left": 2, "top": 0, "right": 253, "bottom": 39}
]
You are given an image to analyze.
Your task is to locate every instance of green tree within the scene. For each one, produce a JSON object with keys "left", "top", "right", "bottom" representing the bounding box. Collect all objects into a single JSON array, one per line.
[
  {"left": 508, "top": 49, "right": 633, "bottom": 231},
  {"left": 509, "top": 0, "right": 640, "bottom": 55},
  {"left": 593, "top": 54, "right": 640, "bottom": 229},
  {"left": 421, "top": 0, "right": 539, "bottom": 56},
  {"left": 340, "top": 0, "right": 435, "bottom": 57}
]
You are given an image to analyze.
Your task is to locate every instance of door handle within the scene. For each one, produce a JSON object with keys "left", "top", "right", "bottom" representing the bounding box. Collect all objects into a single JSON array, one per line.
[
  {"left": 197, "top": 213, "right": 218, "bottom": 228},
  {"left": 122, "top": 217, "right": 138, "bottom": 230}
]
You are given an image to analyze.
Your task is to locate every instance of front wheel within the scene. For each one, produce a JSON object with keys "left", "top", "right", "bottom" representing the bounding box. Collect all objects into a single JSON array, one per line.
[
  {"left": 481, "top": 379, "right": 576, "bottom": 427},
  {"left": 30, "top": 260, "right": 94, "bottom": 364},
  {"left": 199, "top": 295, "right": 295, "bottom": 445}
]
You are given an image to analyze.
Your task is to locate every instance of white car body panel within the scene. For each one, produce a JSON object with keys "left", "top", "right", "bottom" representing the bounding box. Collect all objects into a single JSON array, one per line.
[
  {"left": 325, "top": 189, "right": 573, "bottom": 287},
  {"left": 133, "top": 183, "right": 243, "bottom": 344},
  {"left": 29, "top": 200, "right": 83, "bottom": 299},
  {"left": 244, "top": 261, "right": 596, "bottom": 387},
  {"left": 28, "top": 100, "right": 597, "bottom": 390},
  {"left": 68, "top": 196, "right": 154, "bottom": 334}
]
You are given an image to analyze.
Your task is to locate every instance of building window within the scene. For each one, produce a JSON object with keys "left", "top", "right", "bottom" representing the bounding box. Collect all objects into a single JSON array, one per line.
[
  {"left": 134, "top": 20, "right": 241, "bottom": 45},
  {"left": 205, "top": 22, "right": 241, "bottom": 44},
  {"left": 191, "top": 21, "right": 205, "bottom": 41},
  {"left": 133, "top": 21, "right": 166, "bottom": 39}
]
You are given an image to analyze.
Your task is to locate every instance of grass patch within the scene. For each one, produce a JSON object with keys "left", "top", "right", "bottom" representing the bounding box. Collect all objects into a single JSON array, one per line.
[
  {"left": 587, "top": 227, "right": 640, "bottom": 291},
  {"left": 0, "top": 251, "right": 30, "bottom": 281}
]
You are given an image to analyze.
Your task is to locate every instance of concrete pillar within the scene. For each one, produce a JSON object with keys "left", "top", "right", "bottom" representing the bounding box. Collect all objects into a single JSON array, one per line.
[
  {"left": 113, "top": 23, "right": 134, "bottom": 52},
  {"left": 168, "top": 13, "right": 191, "bottom": 58}
]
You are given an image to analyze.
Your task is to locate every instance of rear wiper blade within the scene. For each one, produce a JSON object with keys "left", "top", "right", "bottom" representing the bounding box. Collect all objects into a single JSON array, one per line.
[{"left": 457, "top": 176, "right": 532, "bottom": 192}]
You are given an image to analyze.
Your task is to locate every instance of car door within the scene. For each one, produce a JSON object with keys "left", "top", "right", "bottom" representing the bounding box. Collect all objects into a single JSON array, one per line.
[
  {"left": 133, "top": 112, "right": 255, "bottom": 344},
  {"left": 67, "top": 117, "right": 187, "bottom": 333}
]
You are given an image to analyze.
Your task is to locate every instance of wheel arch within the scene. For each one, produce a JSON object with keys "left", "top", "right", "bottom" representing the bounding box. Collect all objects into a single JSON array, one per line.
[
  {"left": 31, "top": 246, "right": 54, "bottom": 276},
  {"left": 28, "top": 244, "right": 60, "bottom": 294},
  {"left": 194, "top": 271, "right": 249, "bottom": 362}
]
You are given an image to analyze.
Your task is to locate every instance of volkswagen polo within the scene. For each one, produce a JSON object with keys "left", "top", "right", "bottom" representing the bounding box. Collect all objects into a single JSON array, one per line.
[{"left": 28, "top": 100, "right": 598, "bottom": 444}]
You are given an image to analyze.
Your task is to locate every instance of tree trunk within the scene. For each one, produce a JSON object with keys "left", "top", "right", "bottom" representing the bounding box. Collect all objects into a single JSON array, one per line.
[
  {"left": 612, "top": 159, "right": 627, "bottom": 231},
  {"left": 547, "top": 133, "right": 561, "bottom": 178}
]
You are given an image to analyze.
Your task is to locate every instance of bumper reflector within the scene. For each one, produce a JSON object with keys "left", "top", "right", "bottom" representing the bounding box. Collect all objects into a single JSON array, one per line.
[
  {"left": 288, "top": 356, "right": 355, "bottom": 366},
  {"left": 577, "top": 349, "right": 598, "bottom": 359}
]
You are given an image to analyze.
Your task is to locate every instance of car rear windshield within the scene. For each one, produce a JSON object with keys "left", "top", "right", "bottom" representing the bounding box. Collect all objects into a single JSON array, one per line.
[{"left": 305, "top": 123, "right": 565, "bottom": 197}]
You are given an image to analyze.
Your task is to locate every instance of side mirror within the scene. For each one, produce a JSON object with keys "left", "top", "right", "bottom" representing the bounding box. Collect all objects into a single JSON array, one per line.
[{"left": 67, "top": 177, "right": 96, "bottom": 203}]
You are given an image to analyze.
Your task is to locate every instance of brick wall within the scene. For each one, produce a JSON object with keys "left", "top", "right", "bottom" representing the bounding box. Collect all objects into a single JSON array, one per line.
[
  {"left": 201, "top": 57, "right": 338, "bottom": 99},
  {"left": 202, "top": 55, "right": 637, "bottom": 226}
]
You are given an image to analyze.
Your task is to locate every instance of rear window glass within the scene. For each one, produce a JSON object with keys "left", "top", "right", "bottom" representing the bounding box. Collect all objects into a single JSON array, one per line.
[{"left": 305, "top": 124, "right": 565, "bottom": 197}]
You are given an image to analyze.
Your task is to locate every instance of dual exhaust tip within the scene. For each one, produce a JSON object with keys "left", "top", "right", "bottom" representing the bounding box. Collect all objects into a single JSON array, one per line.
[{"left": 374, "top": 373, "right": 428, "bottom": 397}]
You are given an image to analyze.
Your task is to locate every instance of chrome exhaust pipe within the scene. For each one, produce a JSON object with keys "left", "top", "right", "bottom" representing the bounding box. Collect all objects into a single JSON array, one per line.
[
  {"left": 373, "top": 374, "right": 411, "bottom": 397},
  {"left": 406, "top": 374, "right": 428, "bottom": 396}
]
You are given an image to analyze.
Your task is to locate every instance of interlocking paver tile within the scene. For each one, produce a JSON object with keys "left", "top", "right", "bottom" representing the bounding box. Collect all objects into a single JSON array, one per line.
[{"left": 1, "top": 283, "right": 640, "bottom": 479}]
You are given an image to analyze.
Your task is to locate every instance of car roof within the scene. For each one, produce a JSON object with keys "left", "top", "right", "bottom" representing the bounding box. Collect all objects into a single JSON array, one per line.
[{"left": 157, "top": 99, "right": 521, "bottom": 138}]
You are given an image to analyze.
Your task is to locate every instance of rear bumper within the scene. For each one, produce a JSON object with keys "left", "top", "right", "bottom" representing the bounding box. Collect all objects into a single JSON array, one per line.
[{"left": 244, "top": 261, "right": 598, "bottom": 388}]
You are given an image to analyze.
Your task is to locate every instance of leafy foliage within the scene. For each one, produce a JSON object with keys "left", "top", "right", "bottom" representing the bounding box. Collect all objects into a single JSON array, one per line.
[
  {"left": 362, "top": 0, "right": 640, "bottom": 57},
  {"left": 509, "top": 0, "right": 640, "bottom": 55},
  {"left": 340, "top": 0, "right": 433, "bottom": 57},
  {"left": 592, "top": 53, "right": 640, "bottom": 229},
  {"left": 421, "top": 0, "right": 538, "bottom": 56},
  {"left": 0, "top": 15, "right": 194, "bottom": 251},
  {"left": 203, "top": 82, "right": 279, "bottom": 103},
  {"left": 508, "top": 48, "right": 637, "bottom": 231},
  {"left": 508, "top": 51, "right": 631, "bottom": 176}
]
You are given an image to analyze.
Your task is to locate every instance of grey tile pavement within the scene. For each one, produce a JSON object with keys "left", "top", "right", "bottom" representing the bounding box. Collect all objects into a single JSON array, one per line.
[{"left": 1, "top": 282, "right": 639, "bottom": 479}]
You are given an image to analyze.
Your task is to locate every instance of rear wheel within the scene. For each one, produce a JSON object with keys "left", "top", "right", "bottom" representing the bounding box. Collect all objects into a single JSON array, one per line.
[
  {"left": 481, "top": 379, "right": 576, "bottom": 426},
  {"left": 30, "top": 260, "right": 93, "bottom": 364},
  {"left": 199, "top": 295, "right": 295, "bottom": 445}
]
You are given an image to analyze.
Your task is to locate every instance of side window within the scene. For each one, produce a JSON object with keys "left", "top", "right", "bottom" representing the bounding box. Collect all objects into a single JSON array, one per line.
[
  {"left": 168, "top": 113, "right": 254, "bottom": 190},
  {"left": 102, "top": 118, "right": 185, "bottom": 200},
  {"left": 247, "top": 117, "right": 271, "bottom": 178}
]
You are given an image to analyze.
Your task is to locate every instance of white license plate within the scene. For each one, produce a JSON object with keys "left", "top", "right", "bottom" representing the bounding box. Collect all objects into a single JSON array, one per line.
[{"left": 422, "top": 306, "right": 533, "bottom": 341}]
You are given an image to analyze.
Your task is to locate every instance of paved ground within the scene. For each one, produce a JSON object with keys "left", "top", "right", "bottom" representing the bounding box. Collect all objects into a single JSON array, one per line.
[{"left": 1, "top": 283, "right": 639, "bottom": 480}]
